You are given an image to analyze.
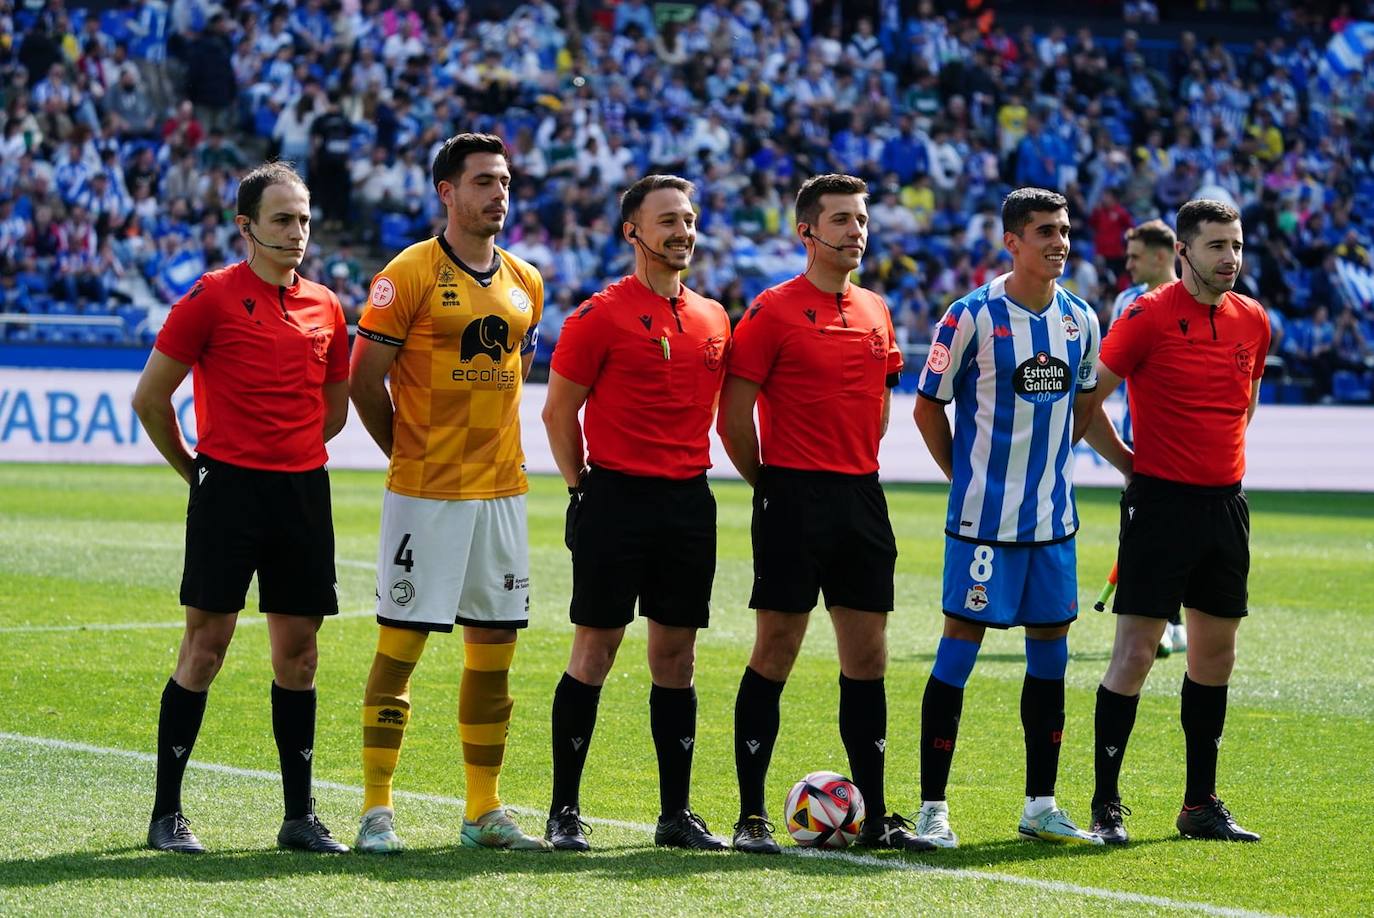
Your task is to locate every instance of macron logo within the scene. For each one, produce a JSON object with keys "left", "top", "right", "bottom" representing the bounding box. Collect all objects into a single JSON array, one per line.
[
  {"left": 172, "top": 746, "right": 186, "bottom": 759},
  {"left": 1105, "top": 746, "right": 1118, "bottom": 758},
  {"left": 198, "top": 467, "right": 208, "bottom": 485},
  {"left": 875, "top": 739, "right": 886, "bottom": 753},
  {"left": 679, "top": 737, "right": 694, "bottom": 751},
  {"left": 300, "top": 748, "right": 313, "bottom": 762},
  {"left": 571, "top": 737, "right": 584, "bottom": 751},
  {"left": 746, "top": 740, "right": 760, "bottom": 754}
]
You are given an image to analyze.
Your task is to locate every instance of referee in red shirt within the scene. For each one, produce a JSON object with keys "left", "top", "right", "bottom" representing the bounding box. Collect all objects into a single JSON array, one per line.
[
  {"left": 542, "top": 174, "right": 731, "bottom": 851},
  {"left": 718, "top": 173, "right": 932, "bottom": 853},
  {"left": 1083, "top": 200, "right": 1270, "bottom": 845},
  {"left": 132, "top": 162, "right": 350, "bottom": 854}
]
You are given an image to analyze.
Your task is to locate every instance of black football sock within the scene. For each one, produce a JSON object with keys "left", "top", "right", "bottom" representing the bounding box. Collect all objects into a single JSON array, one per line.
[
  {"left": 550, "top": 672, "right": 602, "bottom": 815},
  {"left": 734, "top": 666, "right": 785, "bottom": 820},
  {"left": 838, "top": 674, "right": 887, "bottom": 817},
  {"left": 650, "top": 683, "right": 697, "bottom": 817},
  {"left": 152, "top": 677, "right": 208, "bottom": 819},
  {"left": 1092, "top": 684, "right": 1140, "bottom": 807},
  {"left": 919, "top": 676, "right": 964, "bottom": 802},
  {"left": 1181, "top": 674, "right": 1228, "bottom": 807},
  {"left": 271, "top": 682, "right": 317, "bottom": 820},
  {"left": 1022, "top": 674, "right": 1065, "bottom": 798}
]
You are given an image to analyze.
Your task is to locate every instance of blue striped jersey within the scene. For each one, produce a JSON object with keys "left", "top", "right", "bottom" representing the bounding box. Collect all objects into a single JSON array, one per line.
[
  {"left": 918, "top": 273, "right": 1101, "bottom": 545},
  {"left": 1108, "top": 282, "right": 1149, "bottom": 448},
  {"left": 1110, "top": 283, "right": 1148, "bottom": 326}
]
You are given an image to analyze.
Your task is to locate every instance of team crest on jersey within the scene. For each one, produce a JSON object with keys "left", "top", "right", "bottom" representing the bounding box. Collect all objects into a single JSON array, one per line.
[
  {"left": 437, "top": 264, "right": 457, "bottom": 287},
  {"left": 370, "top": 276, "right": 396, "bottom": 309},
  {"left": 703, "top": 335, "right": 723, "bottom": 371},
  {"left": 865, "top": 327, "right": 887, "bottom": 359},
  {"left": 508, "top": 287, "right": 532, "bottom": 313},
  {"left": 964, "top": 584, "right": 989, "bottom": 612},
  {"left": 1234, "top": 344, "right": 1254, "bottom": 375},
  {"left": 1014, "top": 352, "right": 1071, "bottom": 403},
  {"left": 1060, "top": 312, "right": 1081, "bottom": 341},
  {"left": 310, "top": 330, "right": 330, "bottom": 362},
  {"left": 927, "top": 342, "right": 952, "bottom": 373}
]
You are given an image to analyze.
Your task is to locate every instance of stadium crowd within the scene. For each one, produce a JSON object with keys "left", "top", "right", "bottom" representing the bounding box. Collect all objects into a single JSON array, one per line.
[{"left": 2, "top": 0, "right": 1374, "bottom": 402}]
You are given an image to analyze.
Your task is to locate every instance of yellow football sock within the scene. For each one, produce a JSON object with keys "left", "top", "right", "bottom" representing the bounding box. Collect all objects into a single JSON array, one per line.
[
  {"left": 361, "top": 625, "right": 428, "bottom": 813},
  {"left": 459, "top": 640, "right": 516, "bottom": 821}
]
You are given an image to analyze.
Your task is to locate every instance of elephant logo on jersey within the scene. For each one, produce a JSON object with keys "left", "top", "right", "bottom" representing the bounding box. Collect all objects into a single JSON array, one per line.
[
  {"left": 460, "top": 315, "right": 516, "bottom": 363},
  {"left": 964, "top": 584, "right": 989, "bottom": 612},
  {"left": 1060, "top": 312, "right": 1080, "bottom": 341},
  {"left": 1013, "top": 352, "right": 1071, "bottom": 403},
  {"left": 703, "top": 335, "right": 723, "bottom": 371}
]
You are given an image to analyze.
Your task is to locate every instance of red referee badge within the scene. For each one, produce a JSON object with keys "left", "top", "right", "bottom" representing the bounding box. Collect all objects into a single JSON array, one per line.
[
  {"left": 370, "top": 276, "right": 396, "bottom": 309},
  {"left": 927, "top": 342, "right": 952, "bottom": 373}
]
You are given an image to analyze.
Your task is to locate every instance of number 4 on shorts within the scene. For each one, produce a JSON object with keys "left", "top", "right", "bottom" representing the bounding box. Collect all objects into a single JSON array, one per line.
[{"left": 394, "top": 533, "right": 415, "bottom": 572}]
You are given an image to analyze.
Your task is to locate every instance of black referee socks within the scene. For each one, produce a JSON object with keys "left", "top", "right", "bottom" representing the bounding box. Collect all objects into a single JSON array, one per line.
[
  {"left": 271, "top": 682, "right": 317, "bottom": 820},
  {"left": 1181, "top": 674, "right": 1228, "bottom": 807},
  {"left": 838, "top": 674, "right": 887, "bottom": 818},
  {"left": 152, "top": 677, "right": 208, "bottom": 819},
  {"left": 650, "top": 683, "right": 697, "bottom": 816},
  {"left": 1093, "top": 684, "right": 1140, "bottom": 807},
  {"left": 734, "top": 666, "right": 785, "bottom": 819},
  {"left": 550, "top": 672, "right": 602, "bottom": 814}
]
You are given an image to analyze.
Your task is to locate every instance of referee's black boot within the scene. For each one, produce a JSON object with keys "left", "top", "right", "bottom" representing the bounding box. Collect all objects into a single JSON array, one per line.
[
  {"left": 545, "top": 805, "right": 592, "bottom": 852},
  {"left": 278, "top": 800, "right": 350, "bottom": 853},
  {"left": 148, "top": 811, "right": 206, "bottom": 854},
  {"left": 731, "top": 815, "right": 781, "bottom": 854},
  {"left": 856, "top": 813, "right": 937, "bottom": 851},
  {"left": 1090, "top": 800, "right": 1131, "bottom": 845},
  {"left": 654, "top": 809, "right": 728, "bottom": 850},
  {"left": 1176, "top": 797, "right": 1260, "bottom": 842}
]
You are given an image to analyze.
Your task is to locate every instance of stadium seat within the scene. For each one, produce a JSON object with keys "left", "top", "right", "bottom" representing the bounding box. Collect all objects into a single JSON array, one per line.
[{"left": 1332, "top": 370, "right": 1373, "bottom": 403}]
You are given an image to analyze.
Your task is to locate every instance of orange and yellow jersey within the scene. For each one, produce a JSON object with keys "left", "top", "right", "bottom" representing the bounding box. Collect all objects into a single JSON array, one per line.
[{"left": 357, "top": 236, "right": 544, "bottom": 500}]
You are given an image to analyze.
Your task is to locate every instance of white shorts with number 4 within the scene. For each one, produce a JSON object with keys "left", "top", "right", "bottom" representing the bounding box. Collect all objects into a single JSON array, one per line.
[{"left": 375, "top": 490, "right": 529, "bottom": 632}]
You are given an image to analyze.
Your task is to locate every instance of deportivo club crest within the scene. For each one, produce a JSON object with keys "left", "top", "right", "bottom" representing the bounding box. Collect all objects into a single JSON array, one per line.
[{"left": 965, "top": 584, "right": 989, "bottom": 612}]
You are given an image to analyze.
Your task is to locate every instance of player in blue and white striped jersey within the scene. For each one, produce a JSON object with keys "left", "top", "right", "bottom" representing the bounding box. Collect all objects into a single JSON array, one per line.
[{"left": 911, "top": 188, "right": 1132, "bottom": 850}]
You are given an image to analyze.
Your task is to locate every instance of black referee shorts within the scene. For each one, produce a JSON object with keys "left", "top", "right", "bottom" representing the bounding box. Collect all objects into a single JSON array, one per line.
[
  {"left": 1113, "top": 474, "right": 1250, "bottom": 620},
  {"left": 180, "top": 453, "right": 339, "bottom": 616},
  {"left": 567, "top": 466, "right": 716, "bottom": 629},
  {"left": 749, "top": 466, "right": 897, "bottom": 615}
]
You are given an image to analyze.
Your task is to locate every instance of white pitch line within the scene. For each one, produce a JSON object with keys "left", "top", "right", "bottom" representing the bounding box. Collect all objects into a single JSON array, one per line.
[
  {"left": 0, "top": 731, "right": 1282, "bottom": 918},
  {"left": 0, "top": 607, "right": 375, "bottom": 635}
]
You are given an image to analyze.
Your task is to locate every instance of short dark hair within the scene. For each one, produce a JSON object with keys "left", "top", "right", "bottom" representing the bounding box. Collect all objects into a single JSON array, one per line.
[
  {"left": 795, "top": 173, "right": 868, "bottom": 227},
  {"left": 431, "top": 132, "right": 507, "bottom": 191},
  {"left": 236, "top": 161, "right": 307, "bottom": 221},
  {"left": 1125, "top": 218, "right": 1176, "bottom": 250},
  {"left": 1002, "top": 187, "right": 1068, "bottom": 235},
  {"left": 619, "top": 174, "right": 695, "bottom": 226},
  {"left": 1175, "top": 199, "right": 1241, "bottom": 244}
]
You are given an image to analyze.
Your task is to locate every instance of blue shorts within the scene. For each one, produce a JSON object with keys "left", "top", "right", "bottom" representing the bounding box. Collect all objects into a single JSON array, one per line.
[{"left": 941, "top": 537, "right": 1079, "bottom": 629}]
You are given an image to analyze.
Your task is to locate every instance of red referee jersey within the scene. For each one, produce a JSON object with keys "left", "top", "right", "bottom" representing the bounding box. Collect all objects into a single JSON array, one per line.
[
  {"left": 1099, "top": 280, "right": 1270, "bottom": 486},
  {"left": 155, "top": 262, "right": 349, "bottom": 472},
  {"left": 551, "top": 274, "right": 730, "bottom": 479},
  {"left": 726, "top": 275, "right": 903, "bottom": 476}
]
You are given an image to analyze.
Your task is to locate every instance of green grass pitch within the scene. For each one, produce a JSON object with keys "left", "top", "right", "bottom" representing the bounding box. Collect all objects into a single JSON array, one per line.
[{"left": 0, "top": 463, "right": 1370, "bottom": 916}]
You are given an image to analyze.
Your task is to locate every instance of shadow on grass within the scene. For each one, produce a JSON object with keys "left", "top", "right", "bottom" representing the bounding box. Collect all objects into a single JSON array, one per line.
[
  {"left": 0, "top": 834, "right": 1165, "bottom": 888},
  {"left": 892, "top": 651, "right": 1113, "bottom": 665}
]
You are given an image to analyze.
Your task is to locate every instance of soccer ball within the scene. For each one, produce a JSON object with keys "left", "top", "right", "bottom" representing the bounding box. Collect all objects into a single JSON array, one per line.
[{"left": 784, "top": 771, "right": 865, "bottom": 848}]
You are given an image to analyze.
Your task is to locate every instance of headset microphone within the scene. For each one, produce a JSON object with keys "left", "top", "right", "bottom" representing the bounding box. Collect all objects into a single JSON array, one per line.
[
  {"left": 629, "top": 225, "right": 676, "bottom": 262},
  {"left": 1181, "top": 247, "right": 1230, "bottom": 298},
  {"left": 243, "top": 225, "right": 295, "bottom": 251},
  {"left": 803, "top": 227, "right": 850, "bottom": 253}
]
